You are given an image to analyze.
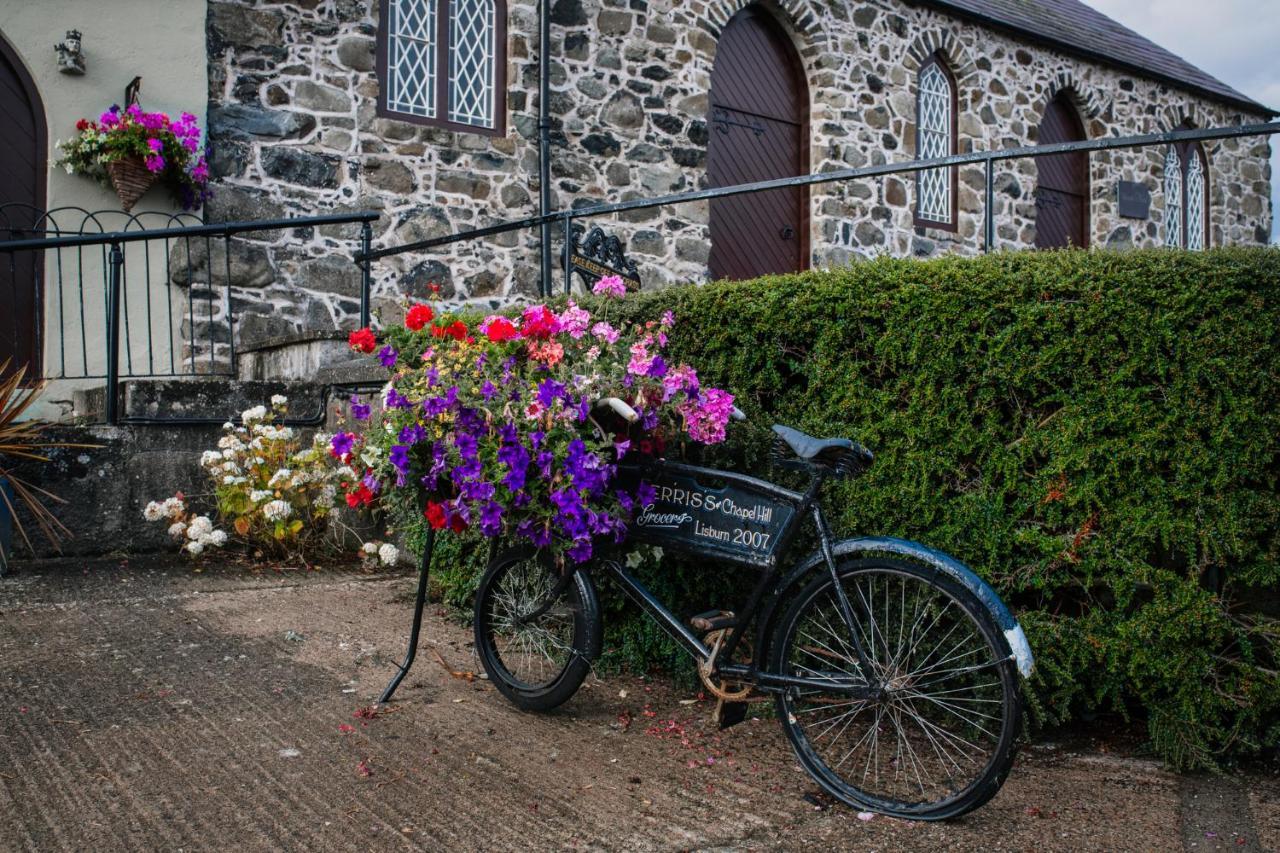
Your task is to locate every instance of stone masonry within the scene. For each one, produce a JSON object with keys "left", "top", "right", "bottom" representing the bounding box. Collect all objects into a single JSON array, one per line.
[{"left": 198, "top": 0, "right": 1274, "bottom": 357}]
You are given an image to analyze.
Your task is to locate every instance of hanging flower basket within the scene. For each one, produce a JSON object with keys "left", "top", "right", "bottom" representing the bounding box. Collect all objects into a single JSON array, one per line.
[
  {"left": 56, "top": 105, "right": 212, "bottom": 211},
  {"left": 104, "top": 155, "right": 158, "bottom": 212}
]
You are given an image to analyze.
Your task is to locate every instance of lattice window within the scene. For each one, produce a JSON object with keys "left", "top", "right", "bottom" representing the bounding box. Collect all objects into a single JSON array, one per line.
[
  {"left": 386, "top": 0, "right": 438, "bottom": 119},
  {"left": 448, "top": 0, "right": 496, "bottom": 128},
  {"left": 1164, "top": 146, "right": 1182, "bottom": 248},
  {"left": 916, "top": 59, "right": 954, "bottom": 225},
  {"left": 1185, "top": 152, "right": 1205, "bottom": 250}
]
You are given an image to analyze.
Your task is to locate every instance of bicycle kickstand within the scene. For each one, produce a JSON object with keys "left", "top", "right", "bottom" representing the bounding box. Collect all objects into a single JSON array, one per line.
[{"left": 378, "top": 528, "right": 435, "bottom": 705}]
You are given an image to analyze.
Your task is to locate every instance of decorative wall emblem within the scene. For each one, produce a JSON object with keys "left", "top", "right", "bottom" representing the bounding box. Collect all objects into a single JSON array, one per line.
[{"left": 563, "top": 224, "right": 642, "bottom": 292}]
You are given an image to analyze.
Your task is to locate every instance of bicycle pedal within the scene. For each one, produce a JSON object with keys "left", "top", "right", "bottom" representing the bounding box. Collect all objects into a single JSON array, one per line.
[{"left": 689, "top": 610, "right": 736, "bottom": 631}]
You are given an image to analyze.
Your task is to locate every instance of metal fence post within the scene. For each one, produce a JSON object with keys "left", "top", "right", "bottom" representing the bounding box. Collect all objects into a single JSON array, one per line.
[
  {"left": 983, "top": 157, "right": 995, "bottom": 254},
  {"left": 562, "top": 212, "right": 573, "bottom": 295},
  {"left": 105, "top": 241, "right": 123, "bottom": 425},
  {"left": 359, "top": 220, "right": 373, "bottom": 329}
]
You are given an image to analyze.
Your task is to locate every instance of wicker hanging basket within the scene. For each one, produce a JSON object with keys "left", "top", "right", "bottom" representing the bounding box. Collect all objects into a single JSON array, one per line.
[{"left": 105, "top": 156, "right": 158, "bottom": 212}]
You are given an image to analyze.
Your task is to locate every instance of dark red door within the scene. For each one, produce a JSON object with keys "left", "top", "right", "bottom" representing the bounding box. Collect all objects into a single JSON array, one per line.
[
  {"left": 708, "top": 6, "right": 808, "bottom": 281},
  {"left": 0, "top": 35, "right": 46, "bottom": 381},
  {"left": 1034, "top": 94, "right": 1088, "bottom": 249}
]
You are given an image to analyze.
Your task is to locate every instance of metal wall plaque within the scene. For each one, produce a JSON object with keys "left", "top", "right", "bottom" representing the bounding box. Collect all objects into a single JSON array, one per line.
[
  {"left": 564, "top": 224, "right": 642, "bottom": 292},
  {"left": 1117, "top": 181, "right": 1151, "bottom": 219},
  {"left": 624, "top": 467, "right": 796, "bottom": 569}
]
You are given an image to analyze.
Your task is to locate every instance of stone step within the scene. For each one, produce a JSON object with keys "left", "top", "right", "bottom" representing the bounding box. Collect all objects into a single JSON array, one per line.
[
  {"left": 236, "top": 330, "right": 354, "bottom": 381},
  {"left": 73, "top": 378, "right": 328, "bottom": 423}
]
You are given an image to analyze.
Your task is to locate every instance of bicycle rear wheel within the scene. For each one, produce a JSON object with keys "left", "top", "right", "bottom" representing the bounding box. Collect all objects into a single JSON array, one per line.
[
  {"left": 474, "top": 547, "right": 601, "bottom": 712},
  {"left": 771, "top": 558, "right": 1021, "bottom": 820}
]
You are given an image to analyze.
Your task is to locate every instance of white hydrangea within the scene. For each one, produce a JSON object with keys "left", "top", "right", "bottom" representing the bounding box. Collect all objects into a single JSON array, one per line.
[
  {"left": 313, "top": 432, "right": 331, "bottom": 447},
  {"left": 218, "top": 435, "right": 245, "bottom": 451},
  {"left": 199, "top": 450, "right": 223, "bottom": 468},
  {"left": 187, "top": 516, "right": 213, "bottom": 540},
  {"left": 185, "top": 540, "right": 205, "bottom": 556},
  {"left": 268, "top": 469, "right": 292, "bottom": 488},
  {"left": 143, "top": 501, "right": 166, "bottom": 522},
  {"left": 221, "top": 461, "right": 241, "bottom": 474},
  {"left": 271, "top": 394, "right": 288, "bottom": 406},
  {"left": 336, "top": 465, "right": 358, "bottom": 481},
  {"left": 203, "top": 529, "right": 228, "bottom": 547},
  {"left": 378, "top": 543, "right": 400, "bottom": 566},
  {"left": 362, "top": 541, "right": 379, "bottom": 555},
  {"left": 262, "top": 500, "right": 292, "bottom": 521},
  {"left": 168, "top": 521, "right": 188, "bottom": 539},
  {"left": 241, "top": 405, "right": 268, "bottom": 424},
  {"left": 222, "top": 421, "right": 235, "bottom": 431},
  {"left": 223, "top": 475, "right": 247, "bottom": 485},
  {"left": 162, "top": 496, "right": 185, "bottom": 516},
  {"left": 250, "top": 489, "right": 274, "bottom": 503},
  {"left": 249, "top": 437, "right": 265, "bottom": 450}
]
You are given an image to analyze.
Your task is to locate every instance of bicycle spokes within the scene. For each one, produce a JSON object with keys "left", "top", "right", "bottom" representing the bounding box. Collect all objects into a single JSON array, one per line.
[
  {"left": 486, "top": 559, "right": 577, "bottom": 688},
  {"left": 782, "top": 567, "right": 1013, "bottom": 810}
]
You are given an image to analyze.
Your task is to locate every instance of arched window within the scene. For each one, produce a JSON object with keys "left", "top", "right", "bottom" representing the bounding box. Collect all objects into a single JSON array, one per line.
[
  {"left": 378, "top": 0, "right": 506, "bottom": 134},
  {"left": 1163, "top": 126, "right": 1209, "bottom": 249},
  {"left": 915, "top": 54, "right": 957, "bottom": 229},
  {"left": 1184, "top": 149, "right": 1206, "bottom": 250},
  {"left": 1163, "top": 146, "right": 1182, "bottom": 248}
]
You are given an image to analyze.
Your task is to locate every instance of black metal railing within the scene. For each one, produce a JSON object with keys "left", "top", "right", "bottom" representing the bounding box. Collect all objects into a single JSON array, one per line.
[
  {"left": 356, "top": 121, "right": 1280, "bottom": 295},
  {"left": 0, "top": 206, "right": 379, "bottom": 423}
]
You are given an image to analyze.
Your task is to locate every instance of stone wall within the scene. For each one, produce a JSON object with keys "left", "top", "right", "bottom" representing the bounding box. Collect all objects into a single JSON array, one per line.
[{"left": 202, "top": 0, "right": 1273, "bottom": 348}]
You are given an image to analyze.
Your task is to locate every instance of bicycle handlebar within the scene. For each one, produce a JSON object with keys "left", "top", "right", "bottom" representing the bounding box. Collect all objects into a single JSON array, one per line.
[{"left": 595, "top": 396, "right": 747, "bottom": 424}]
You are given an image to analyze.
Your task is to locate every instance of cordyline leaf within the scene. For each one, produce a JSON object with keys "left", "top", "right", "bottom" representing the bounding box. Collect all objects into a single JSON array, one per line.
[{"left": 0, "top": 358, "right": 101, "bottom": 556}]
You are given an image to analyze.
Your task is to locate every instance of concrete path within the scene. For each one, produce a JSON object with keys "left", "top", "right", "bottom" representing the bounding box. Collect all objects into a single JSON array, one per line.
[{"left": 0, "top": 558, "right": 1274, "bottom": 851}]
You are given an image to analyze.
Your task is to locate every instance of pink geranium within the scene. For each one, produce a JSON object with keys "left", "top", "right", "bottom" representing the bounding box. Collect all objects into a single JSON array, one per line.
[{"left": 592, "top": 275, "right": 627, "bottom": 299}]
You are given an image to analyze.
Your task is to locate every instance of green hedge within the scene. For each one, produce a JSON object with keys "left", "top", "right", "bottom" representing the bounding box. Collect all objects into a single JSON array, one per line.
[{"left": 413, "top": 248, "right": 1280, "bottom": 769}]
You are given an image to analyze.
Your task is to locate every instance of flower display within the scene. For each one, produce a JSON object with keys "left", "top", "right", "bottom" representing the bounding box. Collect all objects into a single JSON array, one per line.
[
  {"left": 55, "top": 104, "right": 211, "bottom": 210},
  {"left": 348, "top": 288, "right": 735, "bottom": 564},
  {"left": 144, "top": 396, "right": 351, "bottom": 560}
]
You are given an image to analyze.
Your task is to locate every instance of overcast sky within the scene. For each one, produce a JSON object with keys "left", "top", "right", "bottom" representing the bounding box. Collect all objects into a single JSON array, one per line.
[{"left": 1082, "top": 0, "right": 1279, "bottom": 242}]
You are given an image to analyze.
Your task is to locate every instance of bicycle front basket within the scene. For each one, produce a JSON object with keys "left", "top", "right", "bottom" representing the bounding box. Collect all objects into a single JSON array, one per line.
[{"left": 619, "top": 459, "right": 799, "bottom": 570}]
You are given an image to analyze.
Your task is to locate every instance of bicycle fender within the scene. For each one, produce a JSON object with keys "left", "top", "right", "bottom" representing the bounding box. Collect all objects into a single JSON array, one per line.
[{"left": 775, "top": 536, "right": 1034, "bottom": 679}]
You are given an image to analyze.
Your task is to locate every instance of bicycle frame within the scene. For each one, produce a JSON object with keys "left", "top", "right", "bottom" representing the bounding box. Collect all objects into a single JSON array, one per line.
[{"left": 601, "top": 458, "right": 883, "bottom": 700}]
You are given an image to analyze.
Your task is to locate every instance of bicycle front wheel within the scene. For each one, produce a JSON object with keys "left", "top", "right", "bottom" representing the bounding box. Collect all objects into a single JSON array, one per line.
[
  {"left": 771, "top": 558, "right": 1022, "bottom": 820},
  {"left": 474, "top": 547, "right": 601, "bottom": 712}
]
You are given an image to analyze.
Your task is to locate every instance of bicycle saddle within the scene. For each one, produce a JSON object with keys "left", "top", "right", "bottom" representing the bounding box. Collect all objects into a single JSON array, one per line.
[{"left": 771, "top": 425, "right": 874, "bottom": 476}]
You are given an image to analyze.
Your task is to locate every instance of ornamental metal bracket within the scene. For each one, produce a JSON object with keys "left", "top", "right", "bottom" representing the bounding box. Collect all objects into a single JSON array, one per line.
[{"left": 562, "top": 224, "right": 642, "bottom": 292}]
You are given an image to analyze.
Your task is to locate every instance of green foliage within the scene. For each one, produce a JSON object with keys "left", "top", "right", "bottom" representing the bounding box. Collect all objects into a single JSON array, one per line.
[{"left": 424, "top": 248, "right": 1280, "bottom": 769}]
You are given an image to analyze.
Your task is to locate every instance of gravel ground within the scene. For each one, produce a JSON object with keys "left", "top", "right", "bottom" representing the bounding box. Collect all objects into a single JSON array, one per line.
[{"left": 0, "top": 557, "right": 1274, "bottom": 851}]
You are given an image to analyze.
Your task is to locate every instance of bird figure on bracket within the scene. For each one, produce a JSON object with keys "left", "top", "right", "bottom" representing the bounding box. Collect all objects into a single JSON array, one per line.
[{"left": 124, "top": 76, "right": 142, "bottom": 108}]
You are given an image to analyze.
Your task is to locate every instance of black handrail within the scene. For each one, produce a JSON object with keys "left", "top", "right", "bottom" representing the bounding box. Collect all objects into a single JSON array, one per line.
[
  {"left": 356, "top": 121, "right": 1280, "bottom": 264},
  {"left": 0, "top": 211, "right": 381, "bottom": 253}
]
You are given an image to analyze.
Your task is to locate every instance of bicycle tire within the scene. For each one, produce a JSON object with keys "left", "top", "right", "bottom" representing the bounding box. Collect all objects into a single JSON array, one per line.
[
  {"left": 770, "top": 557, "right": 1022, "bottom": 820},
  {"left": 474, "top": 546, "right": 601, "bottom": 712}
]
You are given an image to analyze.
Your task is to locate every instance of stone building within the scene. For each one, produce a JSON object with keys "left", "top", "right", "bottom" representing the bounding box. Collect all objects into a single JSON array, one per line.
[
  {"left": 1, "top": 0, "right": 1276, "bottom": 393},
  {"left": 197, "top": 0, "right": 1275, "bottom": 330}
]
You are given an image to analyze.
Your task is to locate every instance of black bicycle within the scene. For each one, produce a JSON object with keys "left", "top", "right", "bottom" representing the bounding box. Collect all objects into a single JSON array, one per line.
[{"left": 461, "top": 405, "right": 1035, "bottom": 821}]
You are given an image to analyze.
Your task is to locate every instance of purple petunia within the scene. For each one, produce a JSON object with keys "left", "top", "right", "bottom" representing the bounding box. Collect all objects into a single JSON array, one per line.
[
  {"left": 377, "top": 345, "right": 398, "bottom": 369},
  {"left": 350, "top": 395, "right": 371, "bottom": 421},
  {"left": 330, "top": 432, "right": 355, "bottom": 458}
]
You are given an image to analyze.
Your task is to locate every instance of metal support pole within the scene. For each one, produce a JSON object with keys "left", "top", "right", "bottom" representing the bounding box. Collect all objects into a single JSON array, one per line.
[
  {"left": 105, "top": 241, "right": 123, "bottom": 426},
  {"left": 983, "top": 157, "right": 995, "bottom": 254},
  {"left": 537, "top": 0, "right": 553, "bottom": 297},
  {"left": 359, "top": 220, "right": 373, "bottom": 328},
  {"left": 378, "top": 527, "right": 435, "bottom": 705},
  {"left": 562, "top": 212, "right": 573, "bottom": 295}
]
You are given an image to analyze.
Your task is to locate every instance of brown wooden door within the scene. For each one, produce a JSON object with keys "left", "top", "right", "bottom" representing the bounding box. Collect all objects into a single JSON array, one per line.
[
  {"left": 1034, "top": 94, "right": 1088, "bottom": 249},
  {"left": 0, "top": 35, "right": 45, "bottom": 381},
  {"left": 708, "top": 6, "right": 808, "bottom": 281}
]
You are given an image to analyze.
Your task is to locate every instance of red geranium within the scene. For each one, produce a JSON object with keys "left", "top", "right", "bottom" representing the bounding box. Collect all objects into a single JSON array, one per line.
[
  {"left": 405, "top": 303, "right": 434, "bottom": 331},
  {"left": 445, "top": 320, "right": 468, "bottom": 341},
  {"left": 345, "top": 483, "right": 374, "bottom": 508},
  {"left": 424, "top": 501, "right": 447, "bottom": 530},
  {"left": 348, "top": 327, "right": 377, "bottom": 353},
  {"left": 484, "top": 317, "right": 518, "bottom": 343}
]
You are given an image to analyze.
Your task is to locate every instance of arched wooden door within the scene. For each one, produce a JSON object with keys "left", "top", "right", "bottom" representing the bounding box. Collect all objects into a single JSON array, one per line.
[
  {"left": 708, "top": 6, "right": 808, "bottom": 281},
  {"left": 1034, "top": 93, "right": 1088, "bottom": 249},
  {"left": 0, "top": 33, "right": 46, "bottom": 381}
]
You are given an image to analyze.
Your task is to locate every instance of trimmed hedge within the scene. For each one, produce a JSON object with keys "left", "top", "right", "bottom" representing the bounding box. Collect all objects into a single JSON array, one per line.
[{"left": 413, "top": 248, "right": 1280, "bottom": 769}]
